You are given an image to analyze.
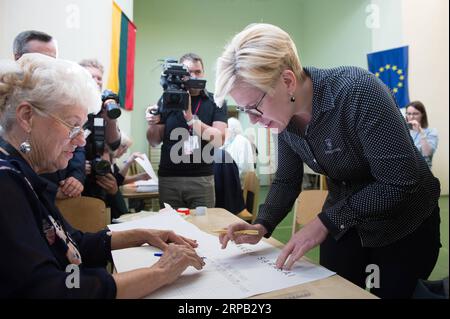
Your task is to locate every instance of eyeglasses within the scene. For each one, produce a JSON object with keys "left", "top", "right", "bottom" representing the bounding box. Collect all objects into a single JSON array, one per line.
[
  {"left": 31, "top": 104, "right": 84, "bottom": 139},
  {"left": 236, "top": 92, "right": 266, "bottom": 117},
  {"left": 406, "top": 112, "right": 421, "bottom": 117}
]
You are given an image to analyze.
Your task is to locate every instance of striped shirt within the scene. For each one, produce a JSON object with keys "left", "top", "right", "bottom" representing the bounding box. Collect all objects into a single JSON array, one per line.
[{"left": 254, "top": 66, "right": 440, "bottom": 247}]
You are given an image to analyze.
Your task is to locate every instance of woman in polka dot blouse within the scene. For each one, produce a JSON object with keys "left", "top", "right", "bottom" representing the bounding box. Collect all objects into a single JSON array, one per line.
[{"left": 214, "top": 23, "right": 441, "bottom": 299}]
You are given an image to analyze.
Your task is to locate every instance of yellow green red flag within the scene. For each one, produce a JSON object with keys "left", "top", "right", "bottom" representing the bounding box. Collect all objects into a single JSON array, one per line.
[{"left": 107, "top": 2, "right": 136, "bottom": 111}]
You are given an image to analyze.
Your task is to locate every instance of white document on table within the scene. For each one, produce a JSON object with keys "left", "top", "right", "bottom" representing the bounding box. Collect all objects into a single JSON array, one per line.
[
  {"left": 134, "top": 154, "right": 158, "bottom": 182},
  {"left": 108, "top": 211, "right": 335, "bottom": 299},
  {"left": 133, "top": 179, "right": 158, "bottom": 192}
]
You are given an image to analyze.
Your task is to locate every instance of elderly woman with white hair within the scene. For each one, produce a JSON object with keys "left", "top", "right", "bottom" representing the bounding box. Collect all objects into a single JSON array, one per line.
[
  {"left": 0, "top": 53, "right": 204, "bottom": 298},
  {"left": 222, "top": 117, "right": 255, "bottom": 183}
]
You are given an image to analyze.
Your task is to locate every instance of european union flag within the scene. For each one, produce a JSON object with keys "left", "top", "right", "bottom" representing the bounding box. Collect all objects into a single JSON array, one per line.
[{"left": 367, "top": 46, "right": 410, "bottom": 108}]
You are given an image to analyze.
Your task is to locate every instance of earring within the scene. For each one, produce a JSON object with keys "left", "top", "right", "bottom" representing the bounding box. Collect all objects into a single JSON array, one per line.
[
  {"left": 290, "top": 95, "right": 296, "bottom": 103},
  {"left": 19, "top": 136, "right": 32, "bottom": 154}
]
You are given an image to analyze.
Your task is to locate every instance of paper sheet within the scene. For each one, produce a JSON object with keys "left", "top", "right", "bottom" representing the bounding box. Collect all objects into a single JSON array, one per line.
[
  {"left": 134, "top": 153, "right": 158, "bottom": 182},
  {"left": 108, "top": 211, "right": 335, "bottom": 299}
]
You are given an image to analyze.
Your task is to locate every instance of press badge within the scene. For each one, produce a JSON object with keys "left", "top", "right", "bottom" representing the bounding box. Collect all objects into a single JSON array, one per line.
[{"left": 183, "top": 135, "right": 200, "bottom": 155}]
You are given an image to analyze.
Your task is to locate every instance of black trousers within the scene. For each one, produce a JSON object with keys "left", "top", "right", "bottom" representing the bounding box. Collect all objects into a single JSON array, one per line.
[{"left": 320, "top": 207, "right": 441, "bottom": 299}]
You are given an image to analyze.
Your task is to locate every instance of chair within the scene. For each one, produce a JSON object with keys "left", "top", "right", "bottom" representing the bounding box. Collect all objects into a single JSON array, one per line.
[
  {"left": 127, "top": 161, "right": 139, "bottom": 176},
  {"left": 292, "top": 190, "right": 328, "bottom": 236},
  {"left": 55, "top": 196, "right": 110, "bottom": 233},
  {"left": 213, "top": 149, "right": 246, "bottom": 215},
  {"left": 240, "top": 171, "right": 260, "bottom": 223}
]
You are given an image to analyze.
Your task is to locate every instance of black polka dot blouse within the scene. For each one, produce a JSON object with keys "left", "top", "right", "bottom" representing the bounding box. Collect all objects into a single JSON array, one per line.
[{"left": 254, "top": 66, "right": 440, "bottom": 247}]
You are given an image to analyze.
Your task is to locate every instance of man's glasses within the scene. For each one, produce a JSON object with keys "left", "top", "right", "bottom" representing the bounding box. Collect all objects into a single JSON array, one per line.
[
  {"left": 236, "top": 92, "right": 266, "bottom": 117},
  {"left": 31, "top": 104, "right": 84, "bottom": 139}
]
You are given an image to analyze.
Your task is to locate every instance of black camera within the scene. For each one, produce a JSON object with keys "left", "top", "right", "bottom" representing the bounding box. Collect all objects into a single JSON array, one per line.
[
  {"left": 84, "top": 113, "right": 111, "bottom": 176},
  {"left": 407, "top": 122, "right": 413, "bottom": 130},
  {"left": 90, "top": 157, "right": 112, "bottom": 176},
  {"left": 84, "top": 90, "right": 122, "bottom": 176},
  {"left": 101, "top": 90, "right": 121, "bottom": 119},
  {"left": 159, "top": 59, "right": 206, "bottom": 112}
]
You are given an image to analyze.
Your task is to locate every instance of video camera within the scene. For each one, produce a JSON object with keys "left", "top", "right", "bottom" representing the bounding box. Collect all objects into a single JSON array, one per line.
[
  {"left": 84, "top": 90, "right": 121, "bottom": 176},
  {"left": 158, "top": 58, "right": 206, "bottom": 112}
]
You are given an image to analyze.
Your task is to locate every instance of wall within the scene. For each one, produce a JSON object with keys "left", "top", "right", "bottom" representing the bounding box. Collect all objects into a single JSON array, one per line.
[
  {"left": 1, "top": 0, "right": 447, "bottom": 193},
  {"left": 0, "top": 0, "right": 133, "bottom": 136},
  {"left": 401, "top": 0, "right": 449, "bottom": 194},
  {"left": 133, "top": 0, "right": 372, "bottom": 184},
  {"left": 301, "top": 0, "right": 371, "bottom": 67}
]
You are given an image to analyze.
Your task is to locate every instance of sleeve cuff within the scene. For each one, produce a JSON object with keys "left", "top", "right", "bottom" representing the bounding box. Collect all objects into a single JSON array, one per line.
[
  {"left": 253, "top": 218, "right": 276, "bottom": 238},
  {"left": 318, "top": 212, "right": 341, "bottom": 237}
]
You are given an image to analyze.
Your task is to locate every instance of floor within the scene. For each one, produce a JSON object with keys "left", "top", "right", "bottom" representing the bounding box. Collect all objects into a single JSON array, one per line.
[{"left": 258, "top": 186, "right": 449, "bottom": 281}]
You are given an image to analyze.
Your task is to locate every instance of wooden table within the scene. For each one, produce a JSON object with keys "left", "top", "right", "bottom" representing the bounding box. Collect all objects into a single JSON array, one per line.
[
  {"left": 121, "top": 185, "right": 159, "bottom": 200},
  {"left": 120, "top": 207, "right": 377, "bottom": 299}
]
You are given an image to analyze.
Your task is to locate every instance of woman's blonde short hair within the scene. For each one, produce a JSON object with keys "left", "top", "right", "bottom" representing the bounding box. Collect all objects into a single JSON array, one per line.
[
  {"left": 214, "top": 23, "right": 303, "bottom": 107},
  {"left": 0, "top": 53, "right": 100, "bottom": 133}
]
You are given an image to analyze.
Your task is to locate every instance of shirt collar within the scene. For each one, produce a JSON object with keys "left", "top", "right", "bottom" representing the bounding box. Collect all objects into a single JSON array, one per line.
[
  {"left": 303, "top": 67, "right": 336, "bottom": 114},
  {"left": 283, "top": 67, "right": 336, "bottom": 136}
]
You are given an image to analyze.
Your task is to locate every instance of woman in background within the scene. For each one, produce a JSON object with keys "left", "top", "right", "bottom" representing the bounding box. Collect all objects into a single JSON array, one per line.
[{"left": 405, "top": 101, "right": 438, "bottom": 169}]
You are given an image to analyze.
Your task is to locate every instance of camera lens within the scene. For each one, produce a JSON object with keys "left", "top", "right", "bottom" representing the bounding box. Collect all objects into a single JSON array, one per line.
[
  {"left": 94, "top": 159, "right": 111, "bottom": 176},
  {"left": 104, "top": 100, "right": 121, "bottom": 119}
]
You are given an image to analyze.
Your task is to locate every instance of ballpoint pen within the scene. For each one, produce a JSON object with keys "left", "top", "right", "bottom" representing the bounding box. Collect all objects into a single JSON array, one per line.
[
  {"left": 212, "top": 229, "right": 259, "bottom": 235},
  {"left": 154, "top": 252, "right": 206, "bottom": 259}
]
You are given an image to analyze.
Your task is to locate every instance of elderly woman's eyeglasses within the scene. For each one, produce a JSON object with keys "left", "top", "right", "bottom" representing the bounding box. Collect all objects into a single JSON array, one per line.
[
  {"left": 31, "top": 104, "right": 84, "bottom": 139},
  {"left": 236, "top": 92, "right": 266, "bottom": 117}
]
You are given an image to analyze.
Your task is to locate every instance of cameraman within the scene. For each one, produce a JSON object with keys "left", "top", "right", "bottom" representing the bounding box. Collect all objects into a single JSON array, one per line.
[
  {"left": 79, "top": 59, "right": 123, "bottom": 207},
  {"left": 13, "top": 30, "right": 85, "bottom": 200},
  {"left": 146, "top": 53, "right": 227, "bottom": 209}
]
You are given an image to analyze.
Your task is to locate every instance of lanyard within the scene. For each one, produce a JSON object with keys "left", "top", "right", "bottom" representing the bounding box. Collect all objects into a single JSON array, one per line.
[
  {"left": 188, "top": 99, "right": 202, "bottom": 135},
  {"left": 194, "top": 99, "right": 202, "bottom": 115}
]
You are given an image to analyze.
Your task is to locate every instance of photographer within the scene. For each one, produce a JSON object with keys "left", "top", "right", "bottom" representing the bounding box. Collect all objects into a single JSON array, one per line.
[
  {"left": 13, "top": 30, "right": 85, "bottom": 200},
  {"left": 79, "top": 59, "right": 123, "bottom": 208},
  {"left": 146, "top": 53, "right": 227, "bottom": 209},
  {"left": 79, "top": 59, "right": 122, "bottom": 149}
]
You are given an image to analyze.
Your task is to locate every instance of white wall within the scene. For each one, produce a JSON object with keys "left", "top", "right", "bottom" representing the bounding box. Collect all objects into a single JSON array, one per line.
[
  {"left": 369, "top": 0, "right": 449, "bottom": 195},
  {"left": 370, "top": 0, "right": 404, "bottom": 51},
  {"left": 401, "top": 0, "right": 449, "bottom": 194},
  {"left": 0, "top": 0, "right": 133, "bottom": 138}
]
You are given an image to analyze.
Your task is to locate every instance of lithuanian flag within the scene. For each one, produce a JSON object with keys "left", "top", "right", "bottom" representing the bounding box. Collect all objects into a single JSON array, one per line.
[{"left": 107, "top": 2, "right": 136, "bottom": 111}]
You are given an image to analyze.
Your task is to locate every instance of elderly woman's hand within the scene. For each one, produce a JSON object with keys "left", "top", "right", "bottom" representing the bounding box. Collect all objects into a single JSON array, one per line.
[
  {"left": 59, "top": 177, "right": 84, "bottom": 198},
  {"left": 140, "top": 229, "right": 198, "bottom": 250},
  {"left": 151, "top": 243, "right": 205, "bottom": 286},
  {"left": 110, "top": 229, "right": 199, "bottom": 252}
]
